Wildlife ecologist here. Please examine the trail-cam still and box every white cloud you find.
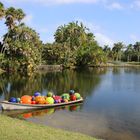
[1,0,126,11]
[22,14,48,35]
[130,34,139,42]
[130,0,140,9]
[48,0,99,4]
[106,2,123,10]
[22,14,33,25]
[75,19,115,47]
[75,18,101,32]
[1,0,99,5]
[36,19,115,45]
[95,32,114,47]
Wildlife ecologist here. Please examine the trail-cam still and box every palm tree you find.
[0,2,5,19]
[54,21,90,49]
[5,7,17,29]
[54,25,66,43]
[125,44,133,62]
[103,45,111,55]
[112,42,124,61]
[2,7,25,53]
[16,8,25,24]
[5,7,25,29]
[67,22,78,49]
[79,22,89,46]
[134,42,140,62]
[0,2,6,64]
[53,21,105,66]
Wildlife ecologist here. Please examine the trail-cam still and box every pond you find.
[0,67,140,140]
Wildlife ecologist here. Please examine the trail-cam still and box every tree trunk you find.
[130,56,131,62]
[138,55,140,62]
[116,54,118,61]
[120,54,121,61]
[127,55,129,62]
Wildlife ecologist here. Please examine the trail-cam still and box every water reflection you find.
[1,104,82,119]
[0,68,107,100]
[1,67,140,140]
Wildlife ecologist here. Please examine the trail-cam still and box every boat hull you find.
[0,99,83,110]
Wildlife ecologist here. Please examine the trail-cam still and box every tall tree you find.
[53,21,106,66]
[0,2,6,67]
[125,44,133,62]
[54,21,89,50]
[2,7,25,57]
[5,7,25,29]
[112,42,124,61]
[3,24,42,72]
[134,42,140,62]
[16,8,25,24]
[5,7,16,29]
[0,2,42,72]
[103,45,111,59]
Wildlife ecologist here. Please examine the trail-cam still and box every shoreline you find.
[88,62,140,68]
[1,62,140,74]
[0,114,97,140]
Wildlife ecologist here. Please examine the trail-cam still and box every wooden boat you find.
[0,98,83,110]
[1,103,83,117]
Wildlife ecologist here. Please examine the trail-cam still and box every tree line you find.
[0,2,140,73]
[103,42,140,62]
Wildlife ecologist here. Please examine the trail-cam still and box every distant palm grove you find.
[0,2,140,73]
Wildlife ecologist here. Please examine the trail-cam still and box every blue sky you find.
[0,0,140,47]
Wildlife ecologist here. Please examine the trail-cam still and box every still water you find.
[0,67,140,140]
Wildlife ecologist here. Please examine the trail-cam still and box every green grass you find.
[106,61,140,67]
[126,62,140,65]
[0,114,97,140]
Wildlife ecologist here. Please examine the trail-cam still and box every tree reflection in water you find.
[0,68,107,100]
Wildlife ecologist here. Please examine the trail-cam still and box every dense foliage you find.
[0,2,140,74]
[0,2,42,73]
[43,21,106,67]
[3,25,42,72]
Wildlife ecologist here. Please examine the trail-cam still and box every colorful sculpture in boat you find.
[8,90,82,105]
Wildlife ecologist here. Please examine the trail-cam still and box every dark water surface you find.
[0,67,140,140]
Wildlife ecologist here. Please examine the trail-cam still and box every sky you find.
[0,0,140,47]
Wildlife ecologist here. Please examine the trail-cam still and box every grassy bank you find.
[100,61,140,67]
[0,115,97,140]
